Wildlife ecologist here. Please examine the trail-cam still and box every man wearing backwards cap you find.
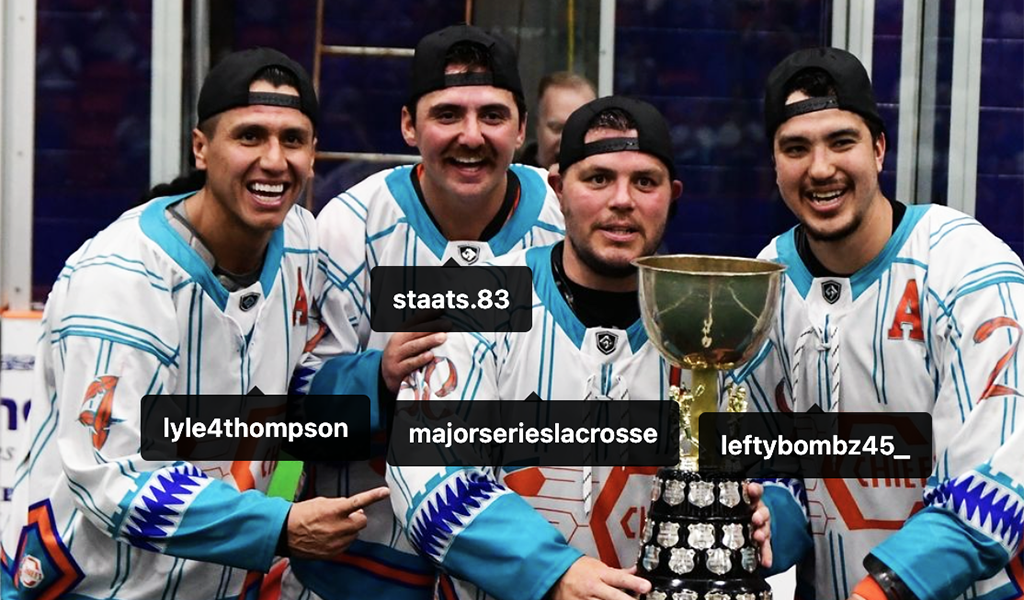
[731,47,1024,600]
[0,48,388,600]
[282,24,564,600]
[385,96,685,600]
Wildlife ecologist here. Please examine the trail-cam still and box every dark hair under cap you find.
[407,24,524,109]
[197,47,319,128]
[763,47,883,140]
[558,96,676,178]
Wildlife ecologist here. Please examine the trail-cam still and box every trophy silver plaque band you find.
[633,255,785,600]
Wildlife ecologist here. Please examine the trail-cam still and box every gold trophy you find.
[632,255,785,600]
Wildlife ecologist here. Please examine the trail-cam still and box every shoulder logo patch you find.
[78,375,121,450]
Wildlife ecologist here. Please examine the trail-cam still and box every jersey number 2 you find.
[974,316,1022,400]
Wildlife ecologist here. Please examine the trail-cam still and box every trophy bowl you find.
[634,255,785,372]
[631,255,785,600]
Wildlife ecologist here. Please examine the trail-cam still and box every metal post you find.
[833,0,875,76]
[150,0,185,186]
[946,0,985,216]
[896,0,924,205]
[915,0,942,205]
[832,0,849,50]
[850,0,875,77]
[598,0,616,97]
[190,0,211,130]
[1,0,36,310]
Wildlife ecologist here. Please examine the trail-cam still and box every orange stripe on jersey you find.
[258,559,288,600]
[1008,552,1024,596]
[852,575,887,600]
[669,367,682,388]
[231,402,289,491]
[504,468,547,496]
[330,553,435,588]
[591,466,659,567]
[241,570,264,600]
[303,321,328,353]
[823,480,922,530]
[509,182,522,220]
[438,573,458,600]
[233,461,255,491]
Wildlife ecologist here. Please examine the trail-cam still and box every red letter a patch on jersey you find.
[293,267,309,326]
[887,280,924,341]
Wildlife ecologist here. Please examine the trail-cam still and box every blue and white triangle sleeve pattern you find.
[393,466,582,600]
[387,327,585,597]
[387,328,585,600]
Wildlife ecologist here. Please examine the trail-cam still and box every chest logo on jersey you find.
[596,331,618,355]
[458,244,481,265]
[821,280,842,304]
[78,375,122,450]
[293,267,309,326]
[239,292,260,311]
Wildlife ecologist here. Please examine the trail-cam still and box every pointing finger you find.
[341,486,390,515]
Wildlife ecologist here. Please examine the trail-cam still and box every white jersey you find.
[385,244,674,600]
[730,204,1024,600]
[284,164,565,600]
[0,194,321,600]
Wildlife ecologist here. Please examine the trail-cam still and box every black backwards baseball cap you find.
[763,47,884,140]
[197,47,319,128]
[558,96,676,178]
[407,24,524,109]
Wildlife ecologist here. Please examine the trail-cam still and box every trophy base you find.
[640,579,772,600]
[638,469,771,600]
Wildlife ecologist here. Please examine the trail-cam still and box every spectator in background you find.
[518,71,596,170]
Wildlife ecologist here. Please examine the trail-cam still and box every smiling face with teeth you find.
[551,128,682,291]
[773,91,891,272]
[190,80,316,272]
[400,68,526,233]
